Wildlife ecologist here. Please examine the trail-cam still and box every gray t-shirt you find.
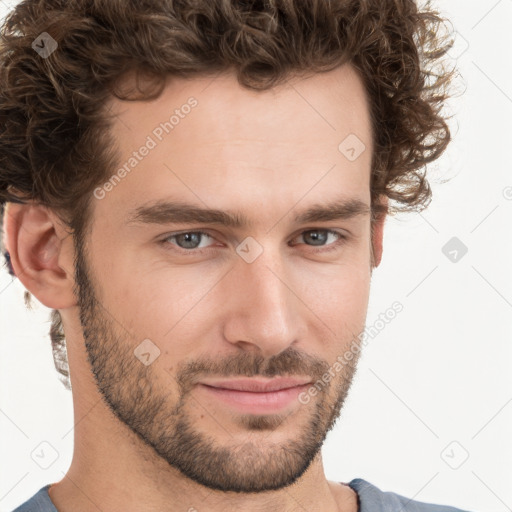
[11,479,472,511]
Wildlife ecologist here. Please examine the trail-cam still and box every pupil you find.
[179,233,200,248]
[307,230,326,246]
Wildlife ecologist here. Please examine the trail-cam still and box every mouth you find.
[196,377,312,414]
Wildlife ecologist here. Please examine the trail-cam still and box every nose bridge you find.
[222,244,302,354]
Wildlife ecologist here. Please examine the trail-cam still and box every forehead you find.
[97,64,373,225]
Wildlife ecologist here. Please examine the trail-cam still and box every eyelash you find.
[160,229,347,255]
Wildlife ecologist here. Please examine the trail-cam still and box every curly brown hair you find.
[0,0,456,389]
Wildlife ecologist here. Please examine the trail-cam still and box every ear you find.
[371,195,388,268]
[3,201,77,309]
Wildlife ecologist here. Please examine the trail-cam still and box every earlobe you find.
[3,202,77,309]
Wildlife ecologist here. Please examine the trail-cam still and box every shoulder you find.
[347,478,474,512]
[10,485,57,512]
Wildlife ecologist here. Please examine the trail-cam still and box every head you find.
[0,0,455,494]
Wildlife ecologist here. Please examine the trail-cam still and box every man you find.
[0,0,471,510]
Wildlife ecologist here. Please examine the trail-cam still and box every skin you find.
[4,62,386,512]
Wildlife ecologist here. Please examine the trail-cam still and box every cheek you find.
[306,270,371,327]
[292,243,373,316]
[106,263,222,354]
[294,257,372,359]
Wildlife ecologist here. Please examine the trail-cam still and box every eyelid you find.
[291,227,348,241]
[159,227,349,253]
[292,229,348,253]
[160,229,218,248]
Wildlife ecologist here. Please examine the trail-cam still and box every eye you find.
[292,229,347,252]
[160,228,347,254]
[162,230,216,251]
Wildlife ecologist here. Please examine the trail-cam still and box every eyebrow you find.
[126,197,371,229]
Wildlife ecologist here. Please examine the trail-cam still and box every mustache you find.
[173,347,331,393]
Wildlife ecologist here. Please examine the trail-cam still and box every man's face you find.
[73,64,378,492]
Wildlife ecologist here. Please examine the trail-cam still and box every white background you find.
[1,1,511,511]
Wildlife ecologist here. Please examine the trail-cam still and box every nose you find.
[221,247,305,358]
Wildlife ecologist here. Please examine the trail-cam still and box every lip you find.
[199,377,312,392]
[196,377,312,414]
